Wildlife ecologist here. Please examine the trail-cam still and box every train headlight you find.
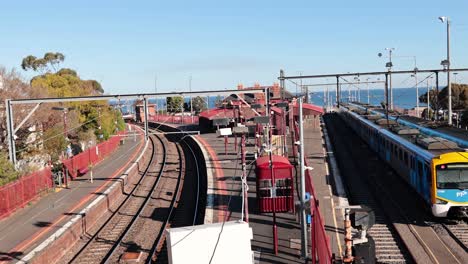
[435,198,448,204]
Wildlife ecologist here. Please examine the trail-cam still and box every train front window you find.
[436,163,468,189]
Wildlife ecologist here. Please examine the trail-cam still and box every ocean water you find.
[110,87,427,113]
[309,87,430,109]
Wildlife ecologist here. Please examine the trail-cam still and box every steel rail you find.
[145,128,185,264]
[179,138,201,226]
[69,136,157,263]
[7,88,266,105]
[334,113,464,264]
[440,222,468,253]
[102,133,167,263]
[279,68,468,80]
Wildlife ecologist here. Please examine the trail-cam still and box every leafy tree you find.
[57,68,77,77]
[23,53,123,160]
[166,96,184,113]
[21,52,65,73]
[461,109,468,128]
[184,96,207,114]
[21,55,37,71]
[420,83,468,111]
[0,151,19,185]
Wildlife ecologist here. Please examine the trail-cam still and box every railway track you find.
[62,125,205,263]
[438,221,468,253]
[326,113,467,263]
[325,114,412,264]
[149,124,205,264]
[66,134,164,263]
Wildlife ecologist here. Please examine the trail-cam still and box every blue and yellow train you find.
[338,105,468,218]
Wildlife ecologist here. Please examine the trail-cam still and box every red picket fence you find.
[149,114,199,124]
[293,123,333,263]
[0,167,53,220]
[62,132,125,179]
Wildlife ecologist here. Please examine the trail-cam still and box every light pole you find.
[439,16,452,125]
[411,73,419,117]
[379,48,395,110]
[354,77,361,103]
[189,75,193,123]
[366,78,371,104]
[453,72,458,84]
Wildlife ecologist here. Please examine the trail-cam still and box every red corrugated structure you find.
[255,155,294,213]
[149,114,199,124]
[0,167,52,220]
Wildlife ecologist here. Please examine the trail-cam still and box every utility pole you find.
[427,77,432,120]
[155,74,158,120]
[298,97,308,259]
[336,76,340,107]
[446,18,452,125]
[189,75,193,123]
[388,48,394,110]
[438,16,452,124]
[366,78,371,104]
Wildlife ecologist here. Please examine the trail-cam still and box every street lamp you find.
[439,16,452,125]
[411,72,420,117]
[379,48,395,110]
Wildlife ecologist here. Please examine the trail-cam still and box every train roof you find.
[348,102,468,149]
[397,115,468,143]
[344,107,434,161]
[343,105,465,160]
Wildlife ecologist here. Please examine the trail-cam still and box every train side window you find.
[424,164,431,182]
[411,157,414,170]
[418,161,423,177]
[403,152,408,166]
[398,148,402,161]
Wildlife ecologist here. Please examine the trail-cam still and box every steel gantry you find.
[278,67,468,120]
[5,88,266,166]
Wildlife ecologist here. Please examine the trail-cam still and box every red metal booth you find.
[256,155,294,213]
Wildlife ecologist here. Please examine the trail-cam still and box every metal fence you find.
[149,114,199,124]
[62,132,125,179]
[0,167,52,220]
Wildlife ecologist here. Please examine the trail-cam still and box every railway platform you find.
[194,117,346,263]
[0,131,145,263]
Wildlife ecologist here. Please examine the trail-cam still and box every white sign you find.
[218,127,232,136]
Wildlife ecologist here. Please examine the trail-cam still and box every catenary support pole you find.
[299,97,308,259]
[5,99,16,166]
[435,71,440,120]
[446,19,452,125]
[385,73,389,123]
[280,69,285,100]
[336,76,340,107]
[143,97,149,140]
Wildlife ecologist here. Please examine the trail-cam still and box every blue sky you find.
[1,0,467,94]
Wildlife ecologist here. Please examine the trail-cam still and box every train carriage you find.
[338,105,468,218]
